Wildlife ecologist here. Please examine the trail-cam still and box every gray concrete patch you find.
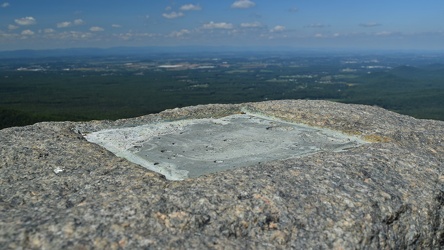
[85,113,366,180]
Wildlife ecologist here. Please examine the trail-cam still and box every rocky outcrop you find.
[1,100,443,249]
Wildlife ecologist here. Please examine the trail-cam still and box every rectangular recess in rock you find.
[84,113,366,180]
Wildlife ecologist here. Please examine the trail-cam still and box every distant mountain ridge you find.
[0,47,186,59]
[0,46,297,59]
[1,46,441,59]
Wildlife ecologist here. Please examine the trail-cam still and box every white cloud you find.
[15,17,36,26]
[1,2,10,8]
[8,24,18,30]
[0,31,18,39]
[170,29,191,37]
[57,21,71,28]
[360,22,382,28]
[21,29,34,35]
[231,0,255,9]
[180,4,201,11]
[58,31,93,40]
[289,7,298,13]
[314,33,324,38]
[240,22,261,28]
[162,11,184,19]
[115,31,157,41]
[57,19,84,28]
[73,19,84,25]
[271,25,285,32]
[90,26,104,32]
[44,28,55,33]
[203,21,233,29]
[111,24,122,28]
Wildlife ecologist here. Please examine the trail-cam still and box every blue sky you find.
[1,0,444,51]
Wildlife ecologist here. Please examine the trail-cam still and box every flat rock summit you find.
[1,100,443,249]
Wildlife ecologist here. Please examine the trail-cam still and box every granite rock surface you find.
[1,100,443,249]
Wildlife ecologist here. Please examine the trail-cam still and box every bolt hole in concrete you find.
[85,113,366,180]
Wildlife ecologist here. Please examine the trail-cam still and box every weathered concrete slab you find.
[85,113,365,180]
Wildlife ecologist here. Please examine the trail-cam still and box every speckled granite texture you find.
[1,100,443,249]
